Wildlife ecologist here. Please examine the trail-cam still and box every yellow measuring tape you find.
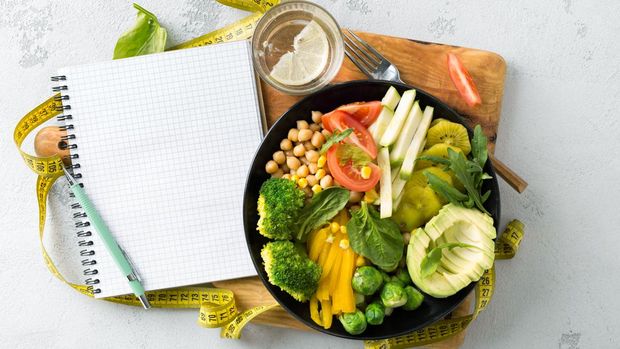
[13,0,524,346]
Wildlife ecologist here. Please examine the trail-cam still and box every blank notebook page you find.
[58,41,261,298]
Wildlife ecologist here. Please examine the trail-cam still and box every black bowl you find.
[243,80,500,340]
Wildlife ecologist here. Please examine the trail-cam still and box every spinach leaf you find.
[320,128,353,154]
[113,3,167,59]
[420,242,478,278]
[294,187,350,241]
[347,202,404,272]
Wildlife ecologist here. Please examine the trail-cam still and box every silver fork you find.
[343,29,404,83]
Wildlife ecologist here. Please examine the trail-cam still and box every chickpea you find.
[284,150,294,157]
[308,162,318,174]
[280,139,293,151]
[303,141,315,151]
[309,123,321,132]
[290,168,297,175]
[305,150,319,163]
[273,150,286,165]
[402,232,411,245]
[293,144,306,157]
[296,120,309,129]
[265,160,278,174]
[307,174,318,186]
[271,169,284,178]
[288,128,299,142]
[300,156,310,165]
[349,191,363,203]
[311,131,325,148]
[297,164,309,177]
[281,164,290,173]
[311,110,323,123]
[298,128,313,142]
[320,174,333,188]
[321,129,332,139]
[302,186,313,198]
[282,173,291,180]
[286,156,301,170]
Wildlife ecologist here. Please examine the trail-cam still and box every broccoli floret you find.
[261,241,321,302]
[257,178,305,240]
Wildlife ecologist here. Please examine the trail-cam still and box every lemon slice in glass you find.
[269,20,329,86]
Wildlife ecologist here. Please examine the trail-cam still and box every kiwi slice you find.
[393,186,443,232]
[426,120,471,155]
[429,117,448,128]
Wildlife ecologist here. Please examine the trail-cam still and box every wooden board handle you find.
[489,154,528,193]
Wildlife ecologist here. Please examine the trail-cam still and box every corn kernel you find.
[315,169,326,180]
[340,226,348,235]
[297,177,308,188]
[339,239,350,249]
[325,234,335,243]
[291,175,299,182]
[311,184,322,194]
[363,189,379,204]
[317,155,327,168]
[355,255,366,267]
[360,166,372,179]
[330,222,340,233]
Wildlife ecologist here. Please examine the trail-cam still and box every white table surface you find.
[2,1,619,348]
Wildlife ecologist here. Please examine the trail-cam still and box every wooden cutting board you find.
[213,30,506,348]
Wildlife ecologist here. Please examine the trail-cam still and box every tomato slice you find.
[447,53,482,107]
[321,110,377,158]
[327,144,381,192]
[336,101,382,126]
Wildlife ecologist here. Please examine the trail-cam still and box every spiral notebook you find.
[54,41,264,298]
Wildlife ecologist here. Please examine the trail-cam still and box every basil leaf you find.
[420,242,478,278]
[294,187,350,241]
[113,3,167,59]
[320,128,353,154]
[347,202,404,272]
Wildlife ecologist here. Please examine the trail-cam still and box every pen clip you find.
[120,247,142,282]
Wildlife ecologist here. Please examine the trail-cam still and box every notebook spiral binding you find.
[52,75,101,295]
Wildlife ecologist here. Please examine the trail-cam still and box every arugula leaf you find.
[471,125,488,169]
[336,143,372,167]
[420,242,478,278]
[320,128,353,154]
[346,202,404,272]
[113,3,167,59]
[421,124,492,214]
[294,187,350,241]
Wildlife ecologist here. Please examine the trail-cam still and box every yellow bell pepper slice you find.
[310,295,322,326]
[320,299,333,329]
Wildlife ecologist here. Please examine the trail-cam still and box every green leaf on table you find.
[113,3,167,59]
[420,242,478,278]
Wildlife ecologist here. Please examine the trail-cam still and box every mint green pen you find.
[63,165,151,309]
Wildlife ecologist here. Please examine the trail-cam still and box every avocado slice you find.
[406,204,496,298]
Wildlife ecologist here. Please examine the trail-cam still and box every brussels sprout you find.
[384,306,394,316]
[380,281,408,308]
[365,301,385,325]
[403,285,424,311]
[395,268,412,286]
[354,292,366,308]
[390,276,405,288]
[338,309,367,335]
[380,270,391,284]
[352,266,384,296]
